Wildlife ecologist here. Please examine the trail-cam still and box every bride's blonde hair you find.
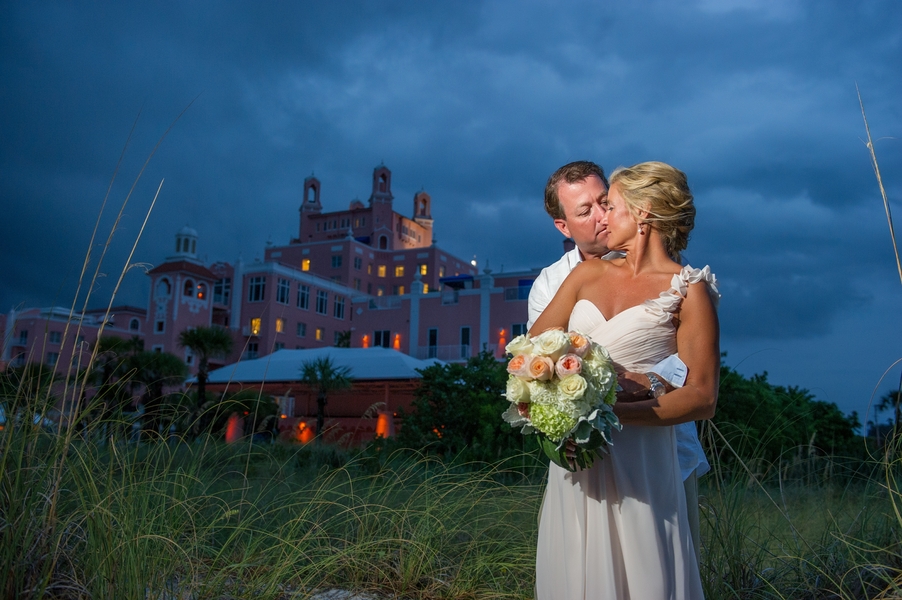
[609,161,695,261]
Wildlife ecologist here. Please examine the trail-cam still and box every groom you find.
[526,160,709,560]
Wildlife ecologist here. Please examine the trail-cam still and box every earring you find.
[637,224,644,235]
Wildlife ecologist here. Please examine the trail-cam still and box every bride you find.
[530,161,720,599]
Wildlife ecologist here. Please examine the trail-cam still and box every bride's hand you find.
[564,439,578,470]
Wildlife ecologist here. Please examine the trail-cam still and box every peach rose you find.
[507,354,533,378]
[528,356,555,381]
[568,332,591,357]
[555,353,583,378]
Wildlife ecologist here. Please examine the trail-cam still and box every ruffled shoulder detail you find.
[644,265,720,323]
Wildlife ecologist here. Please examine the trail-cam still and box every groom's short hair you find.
[544,161,609,220]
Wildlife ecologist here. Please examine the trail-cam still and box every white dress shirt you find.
[527,247,710,480]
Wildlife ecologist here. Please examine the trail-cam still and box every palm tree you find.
[177,326,233,409]
[129,351,188,440]
[300,356,352,444]
[877,390,902,437]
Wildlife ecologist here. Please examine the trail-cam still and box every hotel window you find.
[316,290,328,314]
[377,265,386,277]
[301,259,311,271]
[513,323,528,337]
[296,322,307,337]
[376,286,385,296]
[17,330,27,345]
[394,265,405,277]
[250,317,262,336]
[47,352,59,366]
[334,331,344,345]
[129,318,140,331]
[316,223,321,232]
[275,318,285,333]
[184,279,195,297]
[374,330,391,348]
[214,277,231,304]
[49,331,62,344]
[274,342,285,351]
[353,278,362,290]
[248,276,266,302]
[354,257,362,270]
[196,282,207,300]
[367,264,373,275]
[155,320,165,333]
[245,342,259,360]
[276,278,291,304]
[439,266,446,277]
[333,296,345,319]
[419,264,428,275]
[393,285,405,295]
[422,284,429,293]
[427,328,438,358]
[332,255,342,268]
[460,327,471,359]
[156,278,171,296]
[297,284,310,310]
[315,327,324,341]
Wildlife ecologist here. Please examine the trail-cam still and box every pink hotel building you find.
[2,165,553,377]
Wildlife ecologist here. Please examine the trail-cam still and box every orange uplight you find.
[498,328,506,357]
[296,421,314,444]
[393,333,401,350]
[224,413,243,443]
[362,334,369,349]
[375,412,391,438]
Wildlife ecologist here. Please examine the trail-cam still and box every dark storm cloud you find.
[2,0,901,416]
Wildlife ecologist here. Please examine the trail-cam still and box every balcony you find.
[367,296,402,310]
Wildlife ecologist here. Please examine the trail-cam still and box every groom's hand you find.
[616,371,673,402]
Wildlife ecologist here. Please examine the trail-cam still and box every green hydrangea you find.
[530,402,578,442]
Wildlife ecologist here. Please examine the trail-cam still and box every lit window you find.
[196,282,207,300]
[394,265,405,277]
[248,276,266,302]
[422,284,429,293]
[439,266,446,277]
[297,322,307,337]
[367,264,372,275]
[377,265,386,277]
[393,285,405,295]
[419,264,427,275]
[302,259,311,271]
[333,296,345,319]
[275,318,285,333]
[297,285,309,309]
[376,286,384,297]
[315,327,324,341]
[250,318,262,336]
[277,278,290,304]
[316,290,328,315]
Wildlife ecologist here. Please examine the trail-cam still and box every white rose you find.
[531,329,571,362]
[505,334,534,356]
[557,373,588,401]
[505,375,531,404]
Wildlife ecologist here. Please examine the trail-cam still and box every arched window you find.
[129,318,140,331]
[196,282,206,300]
[379,235,388,249]
[191,240,196,254]
[378,174,387,193]
[155,278,171,297]
[184,279,194,297]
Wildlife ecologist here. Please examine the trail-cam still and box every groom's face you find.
[553,174,609,260]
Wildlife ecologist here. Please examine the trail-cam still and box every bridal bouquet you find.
[501,329,621,471]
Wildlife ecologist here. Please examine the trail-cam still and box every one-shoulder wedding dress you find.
[535,266,718,600]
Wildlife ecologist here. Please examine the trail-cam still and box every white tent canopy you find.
[203,347,444,384]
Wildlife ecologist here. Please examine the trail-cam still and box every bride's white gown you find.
[535,266,716,600]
